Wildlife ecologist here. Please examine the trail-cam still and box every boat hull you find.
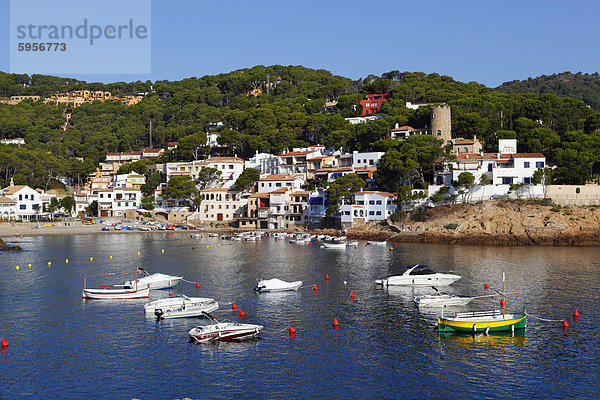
[382,275,461,286]
[254,279,302,293]
[415,295,472,307]
[438,312,526,332]
[82,287,150,299]
[154,302,219,319]
[188,324,263,343]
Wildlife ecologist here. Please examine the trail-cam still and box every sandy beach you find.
[0,221,156,238]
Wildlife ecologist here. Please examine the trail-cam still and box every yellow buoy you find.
[28,263,31,268]
[218,243,221,247]
[207,245,210,248]
[16,265,20,270]
[48,261,51,266]
[66,258,69,264]
[109,255,112,260]
[137,251,140,256]
[90,257,93,262]
[161,249,164,253]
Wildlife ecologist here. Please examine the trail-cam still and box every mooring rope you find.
[525,312,565,322]
[181,278,200,285]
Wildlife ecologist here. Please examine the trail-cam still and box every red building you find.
[360,94,390,115]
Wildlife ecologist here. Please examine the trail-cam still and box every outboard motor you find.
[154,308,164,320]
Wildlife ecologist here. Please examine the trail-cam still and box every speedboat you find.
[124,268,183,290]
[375,264,461,286]
[367,240,387,246]
[188,312,263,343]
[145,295,219,319]
[82,284,149,299]
[254,278,302,293]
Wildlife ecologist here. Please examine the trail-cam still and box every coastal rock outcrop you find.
[0,238,23,251]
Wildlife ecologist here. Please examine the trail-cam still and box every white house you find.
[352,151,385,168]
[245,151,282,175]
[164,157,245,188]
[194,188,244,224]
[0,196,17,220]
[257,174,304,193]
[338,191,397,227]
[434,139,546,186]
[267,188,313,229]
[96,188,141,218]
[1,184,45,220]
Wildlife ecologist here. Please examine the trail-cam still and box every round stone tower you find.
[431,104,452,146]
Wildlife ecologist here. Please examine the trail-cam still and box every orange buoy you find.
[1,338,8,349]
[563,320,569,331]
[196,282,201,289]
[350,292,355,300]
[289,326,296,336]
[232,302,237,310]
[484,283,489,290]
[313,284,318,291]
[389,247,393,251]
[573,310,579,318]
[325,274,329,281]
[169,292,174,297]
[239,309,245,318]
[333,318,339,327]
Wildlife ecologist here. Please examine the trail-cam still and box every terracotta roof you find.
[315,167,353,173]
[453,139,480,145]
[280,150,317,156]
[390,126,416,131]
[511,153,545,158]
[167,142,179,145]
[290,191,311,195]
[199,188,241,193]
[356,191,396,197]
[259,174,299,181]
[249,193,270,198]
[199,157,244,163]
[0,196,16,203]
[269,188,290,194]
[2,185,27,195]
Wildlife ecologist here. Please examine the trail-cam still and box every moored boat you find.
[375,264,461,286]
[438,308,526,333]
[124,268,183,290]
[254,278,302,293]
[415,293,473,307]
[82,284,150,299]
[188,312,263,343]
[321,242,346,249]
[145,295,219,319]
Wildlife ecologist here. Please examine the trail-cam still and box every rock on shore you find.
[0,238,23,251]
[340,199,600,246]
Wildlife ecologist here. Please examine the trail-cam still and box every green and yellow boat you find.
[438,307,527,333]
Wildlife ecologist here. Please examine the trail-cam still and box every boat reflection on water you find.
[438,331,526,347]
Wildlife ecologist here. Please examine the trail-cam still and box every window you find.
[229,165,234,169]
[376,200,382,205]
[125,202,128,207]
[261,183,265,187]
[488,164,493,172]
[524,162,530,168]
[365,102,370,107]
[369,200,375,205]
[20,204,26,210]
[25,194,28,200]
[19,194,22,200]
[369,160,374,165]
[133,202,136,207]
[100,194,103,198]
[524,177,531,184]
[286,183,292,186]
[436,130,442,135]
[344,211,350,216]
[536,161,545,168]
[376,211,382,216]
[356,201,364,205]
[502,177,513,184]
[118,202,121,207]
[387,200,392,205]
[276,183,282,187]
[369,211,374,216]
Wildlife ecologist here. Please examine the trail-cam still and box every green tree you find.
[141,171,163,197]
[197,167,223,190]
[60,196,75,214]
[141,196,155,210]
[454,172,475,203]
[177,132,209,160]
[162,176,201,210]
[235,168,260,191]
[478,174,491,201]
[85,200,98,217]
[394,185,426,211]
[326,174,367,216]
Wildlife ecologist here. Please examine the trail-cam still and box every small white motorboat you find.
[145,295,219,319]
[208,233,219,237]
[190,233,201,238]
[254,278,303,293]
[124,268,183,290]
[321,242,346,249]
[82,284,150,299]
[375,264,461,286]
[366,241,387,246]
[188,312,263,343]
[346,241,358,247]
[415,294,472,307]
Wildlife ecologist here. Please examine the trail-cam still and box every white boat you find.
[188,312,263,343]
[367,240,387,246]
[254,278,303,293]
[346,241,358,247]
[190,233,201,238]
[321,242,346,249]
[333,236,346,243]
[145,295,219,319]
[208,233,219,237]
[375,264,461,286]
[124,268,183,290]
[82,284,150,299]
[414,293,473,307]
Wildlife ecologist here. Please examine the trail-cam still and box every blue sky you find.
[1,0,599,87]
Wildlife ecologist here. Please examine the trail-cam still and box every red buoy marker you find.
[573,310,579,318]
[289,326,296,336]
[1,338,8,349]
[313,284,318,291]
[169,292,174,297]
[484,283,489,290]
[350,292,356,300]
[333,318,339,327]
[196,282,201,289]
[563,320,569,331]
[239,309,245,318]
[232,302,237,310]
[325,274,329,281]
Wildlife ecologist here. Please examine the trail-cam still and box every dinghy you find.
[254,278,302,293]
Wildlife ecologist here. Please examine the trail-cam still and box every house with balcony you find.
[337,191,397,228]
[451,137,483,155]
[142,148,164,159]
[0,183,46,221]
[360,94,390,115]
[164,157,245,188]
[113,173,146,190]
[0,196,17,220]
[390,125,430,140]
[245,151,283,175]
[237,192,270,229]
[95,188,141,218]
[278,150,320,179]
[433,139,546,186]
[73,192,96,217]
[194,188,244,224]
[257,174,304,193]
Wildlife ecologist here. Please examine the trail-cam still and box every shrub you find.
[444,223,458,230]
[390,210,406,223]
[540,198,553,206]
[411,209,431,222]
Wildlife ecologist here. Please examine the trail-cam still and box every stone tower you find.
[431,104,452,147]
